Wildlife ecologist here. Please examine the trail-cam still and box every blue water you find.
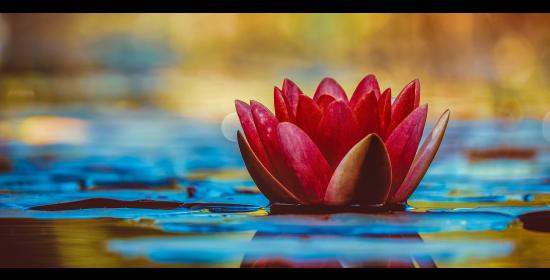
[0,109,549,267]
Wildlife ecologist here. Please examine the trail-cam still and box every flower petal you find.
[352,91,380,137]
[388,79,419,135]
[251,100,280,164]
[412,78,420,108]
[274,87,290,122]
[316,94,336,112]
[385,104,428,197]
[277,122,333,204]
[237,131,303,204]
[282,79,304,120]
[389,109,450,203]
[350,74,381,108]
[316,101,362,168]
[296,95,323,139]
[235,100,271,170]
[324,134,392,206]
[313,77,348,103]
[378,88,392,139]
[251,101,309,198]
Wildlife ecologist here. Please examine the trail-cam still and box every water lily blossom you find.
[236,75,449,207]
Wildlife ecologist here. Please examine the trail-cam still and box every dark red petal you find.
[277,122,333,204]
[350,74,381,108]
[385,104,428,197]
[296,95,323,139]
[313,77,349,103]
[378,88,392,139]
[389,109,449,203]
[250,100,284,170]
[282,79,304,120]
[316,95,336,112]
[388,80,419,135]
[412,79,420,108]
[251,101,305,196]
[352,91,380,137]
[237,131,303,204]
[316,101,362,169]
[235,100,271,170]
[324,134,392,206]
[274,87,290,122]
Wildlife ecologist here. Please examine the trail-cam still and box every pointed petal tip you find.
[235,99,248,107]
[314,77,348,102]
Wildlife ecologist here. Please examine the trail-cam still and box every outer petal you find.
[235,100,271,169]
[412,78,420,108]
[296,95,323,139]
[378,88,391,140]
[251,100,281,167]
[324,134,392,206]
[313,77,349,103]
[282,78,304,119]
[378,88,392,139]
[385,104,428,197]
[352,91,380,137]
[277,122,333,204]
[237,131,303,204]
[274,87,290,122]
[388,79,419,135]
[389,109,450,203]
[316,101,362,169]
[350,74,381,108]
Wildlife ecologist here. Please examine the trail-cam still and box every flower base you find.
[268,202,407,215]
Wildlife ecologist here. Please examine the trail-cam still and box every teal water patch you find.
[108,235,513,266]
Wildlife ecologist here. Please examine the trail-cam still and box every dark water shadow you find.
[519,210,550,233]
[29,198,258,213]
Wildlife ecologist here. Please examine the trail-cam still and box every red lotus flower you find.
[235,75,449,207]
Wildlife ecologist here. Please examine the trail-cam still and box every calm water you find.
[0,108,549,267]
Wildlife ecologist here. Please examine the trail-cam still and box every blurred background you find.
[1,13,550,268]
[0,13,548,122]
